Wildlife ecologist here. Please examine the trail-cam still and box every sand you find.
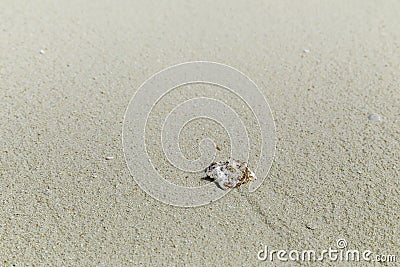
[1,0,399,265]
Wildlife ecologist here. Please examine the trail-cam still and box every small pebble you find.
[305,223,317,230]
[368,114,381,122]
[105,156,114,160]
[303,48,310,53]
[39,49,45,55]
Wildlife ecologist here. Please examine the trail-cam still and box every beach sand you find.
[1,0,399,265]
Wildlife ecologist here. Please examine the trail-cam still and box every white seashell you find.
[368,113,381,122]
[205,159,257,190]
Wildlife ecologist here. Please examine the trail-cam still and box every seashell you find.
[205,159,257,190]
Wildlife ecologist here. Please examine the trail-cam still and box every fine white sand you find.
[1,0,399,265]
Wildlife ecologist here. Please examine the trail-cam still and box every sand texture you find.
[1,0,399,266]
